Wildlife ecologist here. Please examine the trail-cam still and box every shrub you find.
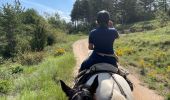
[166,93,170,100]
[0,80,11,94]
[11,66,23,74]
[142,24,154,31]
[31,20,47,51]
[0,57,4,64]
[54,48,65,56]
[15,34,32,53]
[47,33,56,46]
[20,52,44,66]
[156,11,169,27]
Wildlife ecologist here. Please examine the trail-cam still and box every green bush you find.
[0,80,11,94]
[15,34,32,53]
[167,93,170,100]
[20,52,44,66]
[129,26,143,33]
[11,66,23,74]
[0,57,4,64]
[156,11,169,27]
[142,24,154,31]
[31,20,47,51]
[47,33,56,46]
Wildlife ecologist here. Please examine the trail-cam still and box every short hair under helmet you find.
[97,10,110,25]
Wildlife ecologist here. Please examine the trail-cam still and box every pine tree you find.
[0,0,23,57]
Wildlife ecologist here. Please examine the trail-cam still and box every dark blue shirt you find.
[89,26,119,54]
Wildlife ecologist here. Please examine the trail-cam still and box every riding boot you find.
[117,68,134,91]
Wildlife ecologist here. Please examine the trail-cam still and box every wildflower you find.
[139,59,145,68]
[116,49,123,56]
[167,66,170,73]
[55,48,65,56]
[148,70,157,77]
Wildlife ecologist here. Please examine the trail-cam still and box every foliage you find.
[0,1,66,59]
[19,52,44,66]
[31,20,47,51]
[156,10,170,27]
[11,66,23,74]
[21,9,40,24]
[0,34,85,99]
[54,48,66,56]
[0,80,11,94]
[47,13,67,31]
[0,1,23,58]
[115,22,170,97]
[70,0,170,33]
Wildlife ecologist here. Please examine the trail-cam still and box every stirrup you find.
[118,68,129,77]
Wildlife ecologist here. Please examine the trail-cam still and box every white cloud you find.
[21,0,71,22]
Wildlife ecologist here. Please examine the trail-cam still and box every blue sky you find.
[0,0,75,22]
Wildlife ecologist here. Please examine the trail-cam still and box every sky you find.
[0,0,75,22]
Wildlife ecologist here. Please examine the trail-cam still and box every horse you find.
[60,63,134,100]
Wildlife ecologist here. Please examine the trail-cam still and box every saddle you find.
[74,63,118,88]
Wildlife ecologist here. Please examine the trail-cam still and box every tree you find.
[137,0,155,20]
[156,0,170,12]
[22,9,40,24]
[31,20,47,51]
[0,0,23,58]
[48,13,66,30]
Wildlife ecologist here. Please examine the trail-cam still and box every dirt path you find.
[72,39,164,100]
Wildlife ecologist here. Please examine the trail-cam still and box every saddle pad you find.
[90,63,118,73]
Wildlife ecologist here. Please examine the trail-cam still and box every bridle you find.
[71,88,93,100]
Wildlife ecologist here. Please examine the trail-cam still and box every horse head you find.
[60,76,99,100]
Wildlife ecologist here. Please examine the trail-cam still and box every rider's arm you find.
[115,30,120,39]
[89,30,94,50]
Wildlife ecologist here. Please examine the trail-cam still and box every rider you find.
[80,10,119,71]
[79,10,133,91]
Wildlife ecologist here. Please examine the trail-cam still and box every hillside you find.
[115,21,170,99]
[0,33,86,100]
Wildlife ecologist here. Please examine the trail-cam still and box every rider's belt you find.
[97,52,116,57]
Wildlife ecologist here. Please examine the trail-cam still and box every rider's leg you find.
[79,52,98,72]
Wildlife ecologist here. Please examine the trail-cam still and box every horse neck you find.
[86,73,126,100]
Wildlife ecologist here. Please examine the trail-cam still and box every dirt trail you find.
[72,39,164,100]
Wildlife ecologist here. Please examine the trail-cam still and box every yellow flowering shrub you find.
[124,47,134,55]
[167,66,170,73]
[139,59,145,68]
[116,49,124,56]
[54,48,65,56]
[153,51,167,61]
[148,70,157,78]
[115,47,134,56]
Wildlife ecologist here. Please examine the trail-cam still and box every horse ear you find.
[60,80,74,96]
[89,75,99,94]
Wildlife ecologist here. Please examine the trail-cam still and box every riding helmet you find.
[97,10,110,25]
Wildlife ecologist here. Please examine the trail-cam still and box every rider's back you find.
[89,27,119,54]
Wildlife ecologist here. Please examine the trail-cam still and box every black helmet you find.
[97,10,110,25]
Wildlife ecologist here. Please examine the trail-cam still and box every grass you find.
[116,20,162,33]
[0,34,86,100]
[115,22,170,99]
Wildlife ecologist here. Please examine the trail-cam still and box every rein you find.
[71,91,81,100]
[71,88,92,100]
